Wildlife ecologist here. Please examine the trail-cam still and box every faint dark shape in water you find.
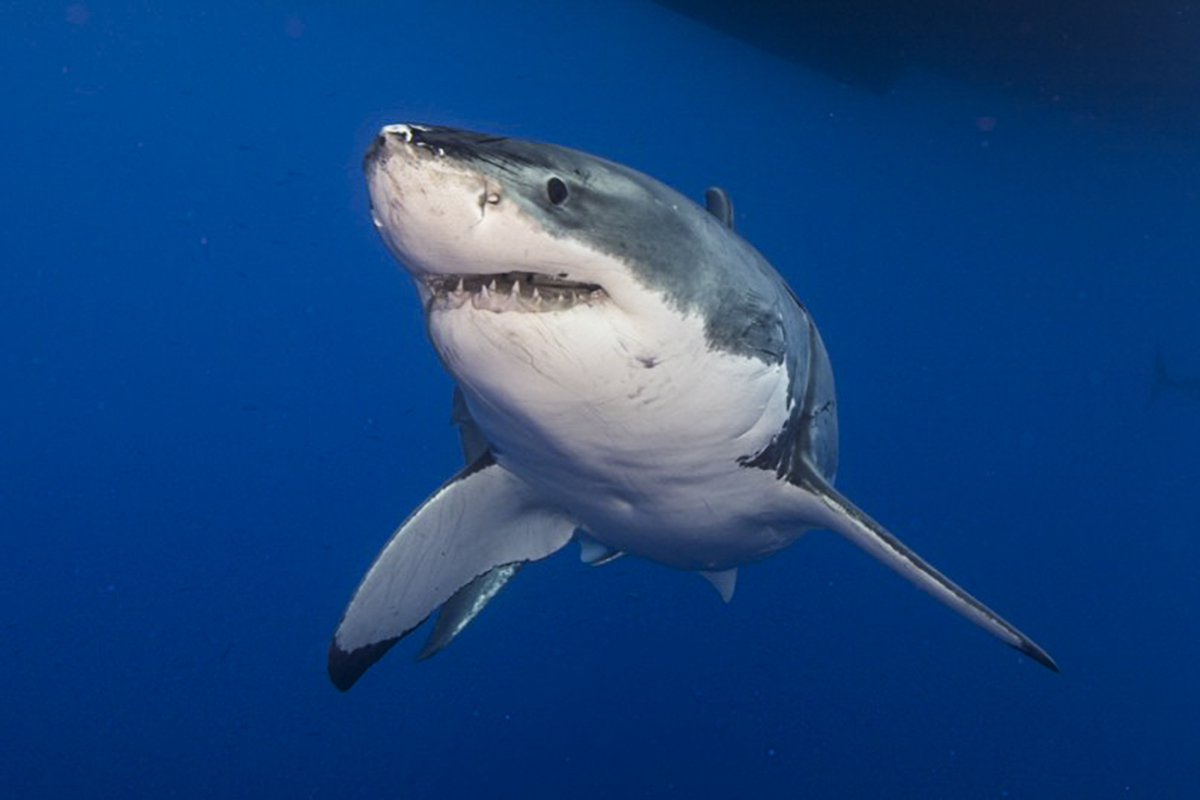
[65,4,91,25]
[652,0,1200,136]
[1148,348,1200,409]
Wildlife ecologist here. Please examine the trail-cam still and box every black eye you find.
[546,176,569,205]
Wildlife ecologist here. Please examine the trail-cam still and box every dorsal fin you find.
[704,186,735,230]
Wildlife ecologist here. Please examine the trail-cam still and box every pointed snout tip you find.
[380,122,424,141]
[363,123,435,172]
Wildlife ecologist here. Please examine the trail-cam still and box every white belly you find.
[428,299,802,570]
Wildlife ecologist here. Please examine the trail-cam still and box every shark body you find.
[327,124,1057,690]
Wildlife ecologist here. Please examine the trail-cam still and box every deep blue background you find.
[3,2,1198,797]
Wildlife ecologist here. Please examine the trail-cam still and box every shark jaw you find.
[421,271,607,314]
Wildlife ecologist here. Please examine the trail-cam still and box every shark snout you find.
[362,133,389,170]
[363,125,423,172]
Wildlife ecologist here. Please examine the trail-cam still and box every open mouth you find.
[424,271,606,313]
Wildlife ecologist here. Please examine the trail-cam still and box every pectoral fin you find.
[794,464,1058,671]
[410,387,525,661]
[328,454,576,690]
[416,563,524,661]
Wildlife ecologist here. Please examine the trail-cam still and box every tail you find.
[1148,347,1172,409]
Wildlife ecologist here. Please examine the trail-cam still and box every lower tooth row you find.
[432,279,600,312]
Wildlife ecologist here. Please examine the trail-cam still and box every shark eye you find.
[546,176,569,206]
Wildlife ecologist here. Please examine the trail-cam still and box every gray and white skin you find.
[328,123,1057,690]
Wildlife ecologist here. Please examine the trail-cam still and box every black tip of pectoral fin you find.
[328,635,401,692]
[1012,637,1060,673]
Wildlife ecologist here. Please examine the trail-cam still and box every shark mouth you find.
[424,271,606,313]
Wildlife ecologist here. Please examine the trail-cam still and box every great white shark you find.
[327,123,1057,690]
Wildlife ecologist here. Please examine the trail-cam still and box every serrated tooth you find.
[488,279,498,294]
[455,277,465,294]
[480,282,490,300]
[513,278,522,297]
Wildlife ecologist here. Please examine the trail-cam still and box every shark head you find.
[364,123,835,516]
[366,124,618,314]
[365,124,794,355]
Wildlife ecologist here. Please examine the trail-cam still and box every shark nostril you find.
[478,183,502,216]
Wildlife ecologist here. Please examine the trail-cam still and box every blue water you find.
[3,3,1198,797]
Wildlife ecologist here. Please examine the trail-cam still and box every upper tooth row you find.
[439,277,545,299]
